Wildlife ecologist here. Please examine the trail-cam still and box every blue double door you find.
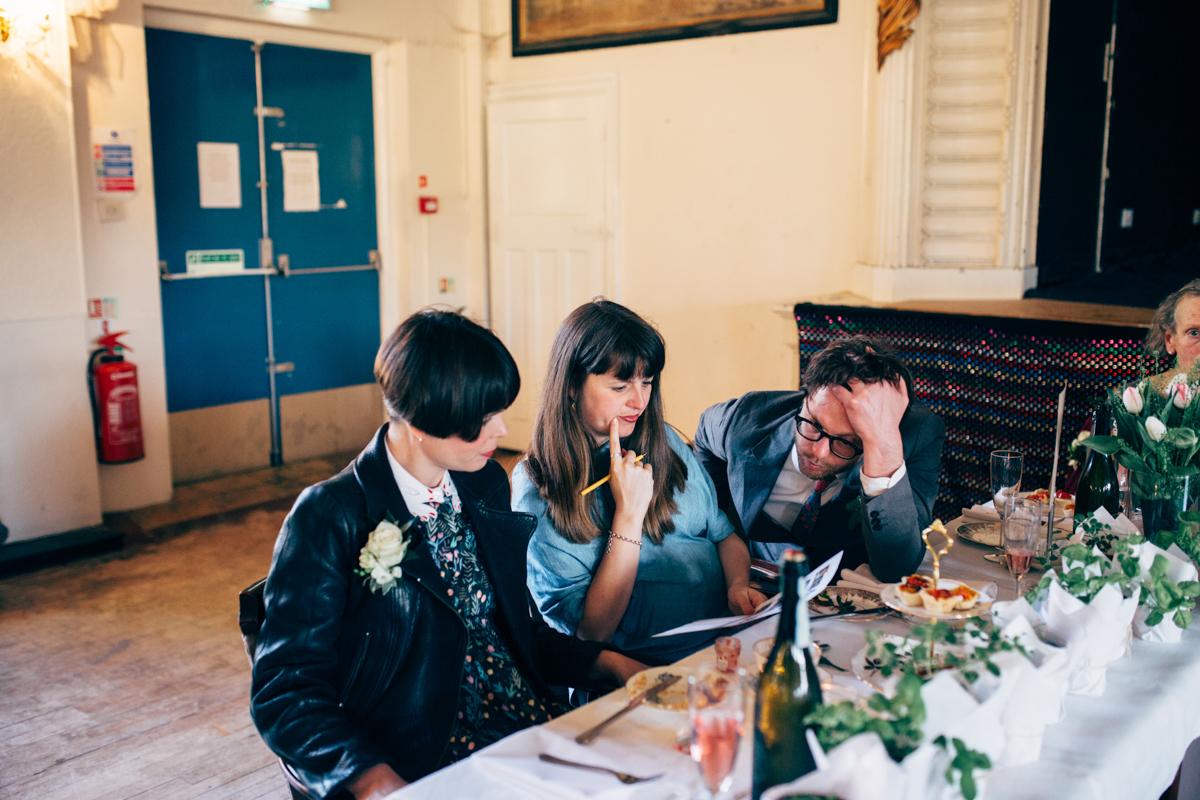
[146,28,380,467]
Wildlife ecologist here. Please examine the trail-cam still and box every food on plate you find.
[918,587,960,614]
[897,574,933,607]
[1024,488,1076,514]
[951,583,979,609]
[626,668,688,710]
[916,581,981,613]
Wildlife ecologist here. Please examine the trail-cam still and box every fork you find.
[537,753,663,784]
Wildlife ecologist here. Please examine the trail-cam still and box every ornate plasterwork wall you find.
[855,0,1051,302]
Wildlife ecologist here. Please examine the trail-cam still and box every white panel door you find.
[487,77,616,450]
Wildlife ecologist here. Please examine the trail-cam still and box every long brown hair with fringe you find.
[525,300,687,546]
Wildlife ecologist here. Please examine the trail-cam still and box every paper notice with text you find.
[197,142,241,209]
[282,149,320,212]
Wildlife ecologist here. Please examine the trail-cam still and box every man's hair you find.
[802,335,913,395]
[1145,278,1200,357]
[374,309,519,441]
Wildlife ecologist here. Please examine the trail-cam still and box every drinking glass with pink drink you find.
[1004,497,1041,597]
[688,662,744,799]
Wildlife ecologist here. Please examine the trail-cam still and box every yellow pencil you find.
[580,454,645,496]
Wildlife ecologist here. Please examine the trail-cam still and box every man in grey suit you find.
[694,336,945,583]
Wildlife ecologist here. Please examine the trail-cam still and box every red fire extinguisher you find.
[89,331,145,463]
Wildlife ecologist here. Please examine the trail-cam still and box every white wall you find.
[72,0,173,511]
[483,0,874,434]
[0,0,104,542]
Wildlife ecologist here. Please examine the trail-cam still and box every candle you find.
[1046,385,1067,554]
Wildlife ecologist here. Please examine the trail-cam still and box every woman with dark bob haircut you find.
[515,300,766,661]
[250,310,644,800]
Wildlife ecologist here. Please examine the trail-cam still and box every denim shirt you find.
[516,427,736,660]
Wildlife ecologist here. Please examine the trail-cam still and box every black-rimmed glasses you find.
[794,414,863,460]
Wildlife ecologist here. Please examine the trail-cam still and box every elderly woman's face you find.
[1166,294,1200,370]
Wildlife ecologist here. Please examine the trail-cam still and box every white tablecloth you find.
[389,517,1200,800]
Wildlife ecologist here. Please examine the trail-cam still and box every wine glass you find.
[688,663,744,799]
[990,450,1024,542]
[1004,497,1041,598]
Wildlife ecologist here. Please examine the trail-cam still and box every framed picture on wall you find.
[512,0,839,57]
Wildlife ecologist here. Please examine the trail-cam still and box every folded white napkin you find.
[992,615,1072,765]
[962,500,1073,531]
[1085,506,1140,540]
[763,671,1011,800]
[1128,539,1199,643]
[471,725,693,800]
[836,563,883,591]
[995,572,1137,697]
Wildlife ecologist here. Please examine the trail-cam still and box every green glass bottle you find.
[752,548,824,800]
[1075,406,1120,528]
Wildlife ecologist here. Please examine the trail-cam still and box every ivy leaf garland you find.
[935,736,993,800]
[803,619,1014,798]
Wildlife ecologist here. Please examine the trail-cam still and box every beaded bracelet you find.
[605,532,643,554]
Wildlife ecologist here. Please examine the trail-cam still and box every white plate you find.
[809,586,885,617]
[851,634,965,696]
[879,578,996,621]
[956,521,1001,548]
[625,666,691,711]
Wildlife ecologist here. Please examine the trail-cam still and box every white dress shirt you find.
[761,443,906,529]
[385,445,462,521]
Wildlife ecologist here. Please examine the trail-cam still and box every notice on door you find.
[92,128,136,196]
[197,142,242,209]
[186,249,245,276]
[282,149,320,212]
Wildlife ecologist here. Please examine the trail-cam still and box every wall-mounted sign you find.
[197,142,242,209]
[186,249,246,276]
[92,128,136,196]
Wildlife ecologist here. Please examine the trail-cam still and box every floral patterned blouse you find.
[422,500,567,765]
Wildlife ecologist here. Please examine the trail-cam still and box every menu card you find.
[652,551,843,637]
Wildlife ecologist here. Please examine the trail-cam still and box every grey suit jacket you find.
[693,391,945,582]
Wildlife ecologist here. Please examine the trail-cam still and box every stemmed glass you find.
[688,663,744,799]
[990,450,1024,542]
[1004,497,1041,597]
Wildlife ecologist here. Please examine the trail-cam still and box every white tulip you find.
[1122,385,1144,414]
[1146,416,1167,442]
[1174,382,1191,409]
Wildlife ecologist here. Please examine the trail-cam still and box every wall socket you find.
[1120,208,1134,228]
[96,198,125,222]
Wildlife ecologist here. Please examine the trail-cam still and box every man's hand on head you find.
[829,378,907,480]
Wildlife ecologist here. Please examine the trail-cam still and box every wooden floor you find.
[0,447,525,800]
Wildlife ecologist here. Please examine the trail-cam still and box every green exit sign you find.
[185,249,245,276]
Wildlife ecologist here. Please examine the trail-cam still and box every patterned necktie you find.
[789,479,831,540]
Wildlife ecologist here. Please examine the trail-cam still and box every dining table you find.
[387,514,1200,800]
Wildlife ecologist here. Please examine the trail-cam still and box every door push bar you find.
[159,250,380,280]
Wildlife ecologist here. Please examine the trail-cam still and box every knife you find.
[574,674,682,745]
[810,606,891,621]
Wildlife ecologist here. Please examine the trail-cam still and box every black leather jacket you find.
[250,425,606,798]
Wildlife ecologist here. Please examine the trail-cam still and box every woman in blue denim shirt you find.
[514,300,767,661]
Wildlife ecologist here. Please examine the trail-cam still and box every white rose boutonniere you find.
[355,517,415,595]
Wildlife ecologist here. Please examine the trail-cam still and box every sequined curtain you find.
[793,303,1171,520]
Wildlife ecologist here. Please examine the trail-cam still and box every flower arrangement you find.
[355,517,415,595]
[1081,380,1200,476]
[1080,374,1200,541]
